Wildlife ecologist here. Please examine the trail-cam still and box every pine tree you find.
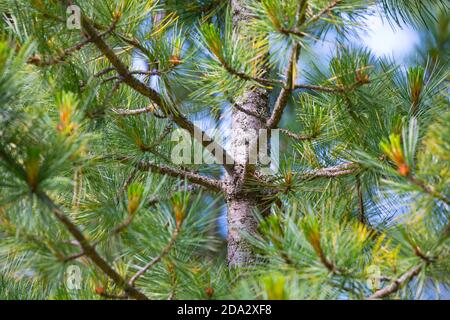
[0,0,448,300]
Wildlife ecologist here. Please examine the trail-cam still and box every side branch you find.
[366,216,450,299]
[81,16,163,106]
[217,58,281,87]
[266,0,306,129]
[37,192,148,300]
[407,175,450,206]
[368,265,422,300]
[112,105,166,118]
[279,128,314,141]
[137,161,223,192]
[81,16,234,170]
[299,162,358,180]
[129,224,180,286]
[266,43,300,129]
[294,80,367,93]
[28,17,118,67]
[305,0,342,25]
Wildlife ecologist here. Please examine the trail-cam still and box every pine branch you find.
[279,28,307,38]
[137,160,223,192]
[367,218,450,299]
[116,33,152,57]
[94,67,116,78]
[129,224,180,286]
[217,58,280,87]
[407,175,450,206]
[81,15,234,170]
[367,265,422,300]
[268,163,358,198]
[130,70,165,76]
[299,162,358,180]
[101,75,121,83]
[111,214,136,235]
[36,191,149,300]
[63,251,86,262]
[81,16,163,105]
[294,79,367,93]
[266,1,307,129]
[305,0,342,25]
[97,291,128,300]
[266,43,300,129]
[27,16,119,67]
[279,128,314,141]
[112,105,166,118]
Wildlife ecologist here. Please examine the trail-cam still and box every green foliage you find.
[381,0,449,29]
[0,0,448,300]
[189,13,269,107]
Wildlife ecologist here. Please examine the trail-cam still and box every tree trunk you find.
[225,2,270,266]
[225,88,269,267]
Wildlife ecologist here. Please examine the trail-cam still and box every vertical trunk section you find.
[225,0,270,267]
[225,47,269,267]
[226,88,268,267]
[226,197,258,266]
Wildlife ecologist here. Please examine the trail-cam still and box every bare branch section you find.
[266,1,307,129]
[279,128,314,141]
[266,43,300,129]
[294,80,366,93]
[368,265,422,300]
[299,162,358,180]
[37,192,148,300]
[137,160,223,192]
[265,0,360,130]
[112,105,165,118]
[305,0,342,25]
[81,16,234,170]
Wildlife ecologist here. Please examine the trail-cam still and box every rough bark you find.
[226,2,270,267]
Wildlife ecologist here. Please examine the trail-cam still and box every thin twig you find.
[279,128,314,141]
[299,162,358,180]
[305,0,342,25]
[63,251,86,262]
[266,43,300,129]
[356,175,366,224]
[137,160,223,192]
[94,67,115,78]
[407,175,450,206]
[294,81,366,93]
[366,216,450,299]
[112,105,165,118]
[129,225,180,286]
